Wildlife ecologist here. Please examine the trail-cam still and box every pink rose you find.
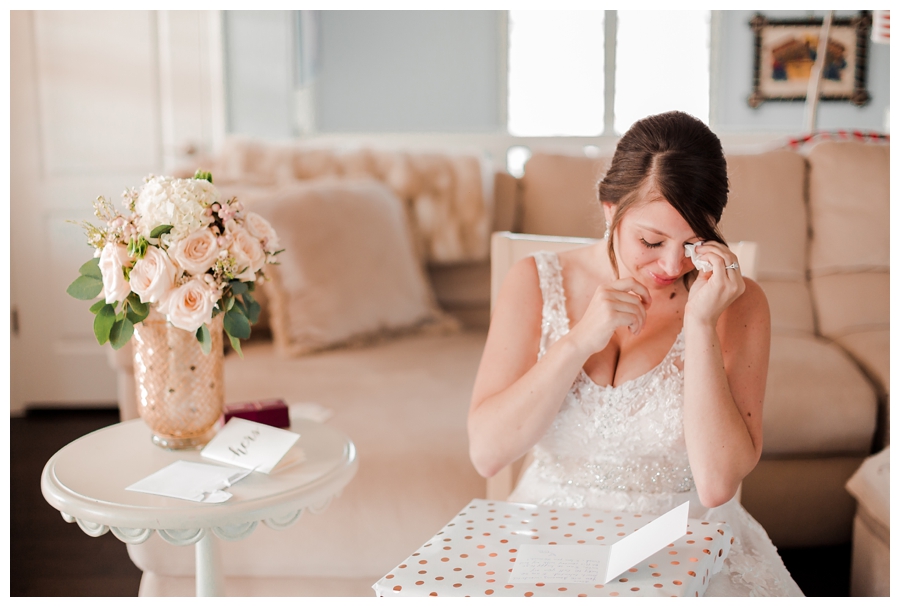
[159,277,216,333]
[169,228,220,275]
[99,243,132,304]
[129,246,176,304]
[228,225,266,281]
[243,211,281,253]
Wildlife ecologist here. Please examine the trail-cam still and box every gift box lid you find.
[373,499,732,597]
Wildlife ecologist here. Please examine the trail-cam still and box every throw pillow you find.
[252,179,459,357]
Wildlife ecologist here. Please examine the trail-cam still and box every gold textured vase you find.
[132,312,225,450]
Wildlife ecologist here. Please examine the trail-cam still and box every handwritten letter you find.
[509,544,610,584]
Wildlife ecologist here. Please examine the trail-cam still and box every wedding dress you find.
[507,251,804,597]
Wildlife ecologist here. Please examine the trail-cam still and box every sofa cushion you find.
[762,334,877,456]
[518,152,610,238]
[835,330,890,396]
[806,141,889,339]
[719,150,814,335]
[126,331,488,580]
[254,180,458,357]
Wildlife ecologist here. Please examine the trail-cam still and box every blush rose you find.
[99,243,133,304]
[159,277,217,333]
[169,228,220,275]
[129,246,177,304]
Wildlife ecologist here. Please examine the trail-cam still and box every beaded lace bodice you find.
[528,250,694,497]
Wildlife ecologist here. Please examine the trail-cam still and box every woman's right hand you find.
[568,278,652,356]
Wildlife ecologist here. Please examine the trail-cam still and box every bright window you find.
[507,10,606,136]
[508,10,711,137]
[614,10,710,134]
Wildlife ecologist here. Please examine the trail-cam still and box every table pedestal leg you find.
[195,531,224,597]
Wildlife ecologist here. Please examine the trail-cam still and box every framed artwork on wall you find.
[748,12,872,108]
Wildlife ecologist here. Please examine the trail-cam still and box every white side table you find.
[41,418,358,597]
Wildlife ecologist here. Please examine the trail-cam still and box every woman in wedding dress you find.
[467,111,803,596]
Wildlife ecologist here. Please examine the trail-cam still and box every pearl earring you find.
[604,222,610,241]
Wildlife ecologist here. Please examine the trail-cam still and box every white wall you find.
[712,10,890,133]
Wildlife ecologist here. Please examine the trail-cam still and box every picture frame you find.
[748,12,872,108]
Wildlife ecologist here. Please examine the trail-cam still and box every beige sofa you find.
[109,137,888,595]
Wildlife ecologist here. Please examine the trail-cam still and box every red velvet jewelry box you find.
[223,398,291,428]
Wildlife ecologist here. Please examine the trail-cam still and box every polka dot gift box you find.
[373,499,733,597]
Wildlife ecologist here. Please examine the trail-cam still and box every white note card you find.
[126,460,253,503]
[509,501,689,585]
[201,417,301,474]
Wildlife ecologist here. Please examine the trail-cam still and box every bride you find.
[467,111,803,596]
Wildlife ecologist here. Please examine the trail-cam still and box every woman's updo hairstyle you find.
[598,111,729,277]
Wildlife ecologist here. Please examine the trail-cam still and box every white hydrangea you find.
[134,176,218,244]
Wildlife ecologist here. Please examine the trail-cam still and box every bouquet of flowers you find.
[67,171,281,356]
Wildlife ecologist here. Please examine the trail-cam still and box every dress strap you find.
[530,251,570,359]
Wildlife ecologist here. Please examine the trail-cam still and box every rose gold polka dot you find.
[616,523,625,527]
[689,557,699,562]
[510,548,518,553]
[596,536,605,540]
[505,585,514,589]
[652,573,661,578]
[487,579,495,583]
[688,571,696,577]
[464,536,472,540]
[435,576,444,581]
[577,540,586,544]
[687,540,695,544]
[489,553,498,557]
[649,564,657,568]
[671,561,680,565]
[386,574,394,579]
[524,592,534,597]
[586,528,594,532]
[536,583,545,587]
[619,578,628,583]
[443,547,451,551]
[418,570,427,574]
[478,562,486,567]
[617,532,626,536]
[419,560,428,564]
[465,575,474,579]
[510,558,517,562]
[429,592,437,597]
[460,554,469,558]
[416,581,424,586]
[453,568,461,572]
[531,536,539,540]
[476,545,485,549]
[654,584,663,588]
[500,539,508,543]
[559,587,568,592]
[704,536,713,541]
[453,583,462,588]
[669,551,678,555]
[413,552,420,556]
[631,587,640,592]
[441,558,449,562]
[393,585,402,591]
[578,594,587,597]
[673,580,683,586]
[564,533,573,538]
[487,571,495,575]
[703,549,711,555]
[609,592,619,596]
[701,521,709,525]
[594,584,604,589]
[399,564,407,569]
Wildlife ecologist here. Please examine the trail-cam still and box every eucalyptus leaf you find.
[67,275,103,300]
[109,317,134,350]
[224,308,251,340]
[149,224,173,238]
[229,281,249,296]
[89,300,106,314]
[225,296,235,311]
[78,258,102,279]
[233,297,249,319]
[228,333,243,358]
[196,324,212,355]
[244,294,261,325]
[93,304,116,345]
[126,293,150,323]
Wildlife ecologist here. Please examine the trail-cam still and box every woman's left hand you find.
[685,241,746,327]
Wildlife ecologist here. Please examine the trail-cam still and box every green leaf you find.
[224,308,251,340]
[243,293,261,324]
[78,258,102,279]
[229,281,249,296]
[225,295,235,311]
[125,293,150,324]
[89,300,107,314]
[149,224,173,238]
[67,275,103,300]
[93,304,116,345]
[227,332,243,358]
[109,317,134,350]
[233,297,249,319]
[196,324,212,355]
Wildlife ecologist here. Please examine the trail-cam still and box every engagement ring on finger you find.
[725,262,740,270]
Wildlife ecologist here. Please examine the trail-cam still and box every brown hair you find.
[598,111,728,279]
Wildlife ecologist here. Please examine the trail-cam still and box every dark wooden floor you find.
[11,408,851,597]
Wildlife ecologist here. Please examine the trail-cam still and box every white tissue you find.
[684,242,713,272]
